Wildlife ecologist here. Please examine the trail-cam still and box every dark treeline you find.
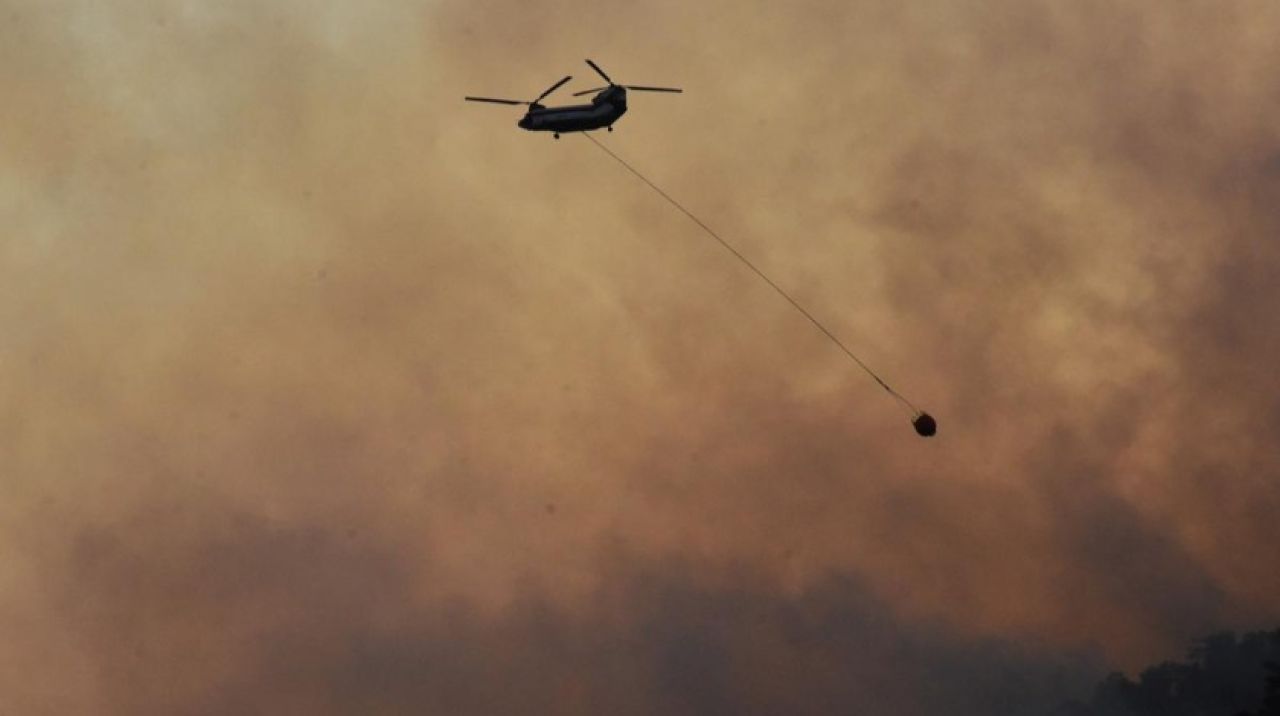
[1056,629,1280,716]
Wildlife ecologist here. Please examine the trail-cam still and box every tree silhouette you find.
[1248,659,1280,716]
[1060,629,1280,716]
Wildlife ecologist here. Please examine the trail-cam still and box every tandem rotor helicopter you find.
[465,59,682,139]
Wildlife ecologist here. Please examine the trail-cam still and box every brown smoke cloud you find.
[3,0,1279,712]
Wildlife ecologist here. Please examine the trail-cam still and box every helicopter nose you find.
[517,116,531,129]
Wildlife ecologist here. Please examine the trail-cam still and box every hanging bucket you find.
[912,412,937,437]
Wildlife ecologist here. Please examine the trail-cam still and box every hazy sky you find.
[3,1,1279,713]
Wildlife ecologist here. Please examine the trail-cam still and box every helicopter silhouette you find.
[465,59,681,139]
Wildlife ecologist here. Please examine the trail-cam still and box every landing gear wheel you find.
[607,126,613,132]
[554,133,560,140]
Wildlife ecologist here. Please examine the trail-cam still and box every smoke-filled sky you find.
[4,1,1280,713]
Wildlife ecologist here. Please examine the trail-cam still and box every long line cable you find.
[582,131,922,419]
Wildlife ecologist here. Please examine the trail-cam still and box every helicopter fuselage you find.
[518,87,628,135]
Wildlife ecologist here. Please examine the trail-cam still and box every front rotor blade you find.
[624,85,683,93]
[572,86,609,96]
[465,96,527,105]
[533,75,573,104]
[585,59,613,84]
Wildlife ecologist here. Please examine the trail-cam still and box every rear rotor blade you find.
[585,59,613,84]
[534,75,573,104]
[624,85,682,93]
[572,86,609,97]
[465,96,527,105]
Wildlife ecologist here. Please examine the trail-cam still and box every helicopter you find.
[465,59,682,139]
